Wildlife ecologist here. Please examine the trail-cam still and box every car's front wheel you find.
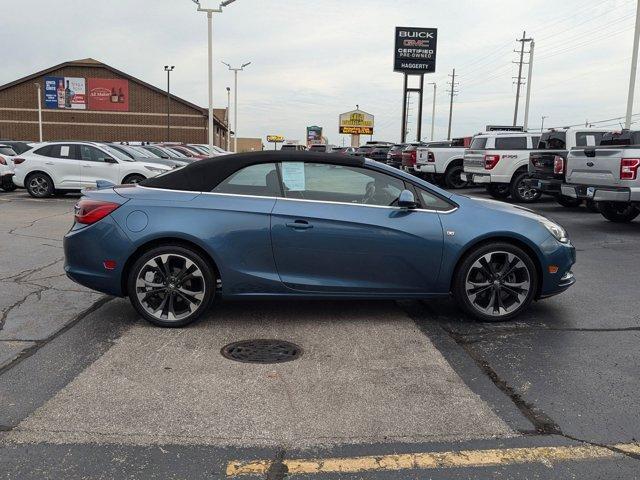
[127,245,215,327]
[122,174,146,184]
[598,202,640,223]
[453,242,537,322]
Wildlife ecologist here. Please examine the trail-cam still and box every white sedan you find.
[12,141,171,198]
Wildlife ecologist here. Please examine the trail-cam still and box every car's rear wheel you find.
[453,242,537,322]
[598,202,640,223]
[127,245,215,327]
[486,184,510,199]
[510,171,542,203]
[443,163,468,189]
[25,172,54,198]
[122,174,146,184]
[555,195,582,208]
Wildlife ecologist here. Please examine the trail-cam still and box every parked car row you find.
[0,140,233,197]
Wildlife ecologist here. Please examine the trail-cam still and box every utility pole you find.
[428,82,436,141]
[164,65,174,142]
[513,31,532,126]
[541,115,547,132]
[446,69,458,140]
[523,40,535,130]
[626,0,640,129]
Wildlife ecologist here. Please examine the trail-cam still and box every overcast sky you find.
[1,0,639,144]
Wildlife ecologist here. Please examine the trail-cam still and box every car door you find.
[79,144,120,187]
[270,161,445,294]
[41,144,82,188]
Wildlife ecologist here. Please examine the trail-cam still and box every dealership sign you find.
[44,76,129,111]
[394,27,437,74]
[339,109,374,135]
[267,135,285,143]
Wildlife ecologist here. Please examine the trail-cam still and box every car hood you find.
[452,194,546,221]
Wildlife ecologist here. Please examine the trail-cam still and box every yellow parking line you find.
[226,442,640,476]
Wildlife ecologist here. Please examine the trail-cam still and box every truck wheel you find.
[443,163,468,189]
[510,171,542,203]
[599,202,640,223]
[585,199,600,213]
[556,195,582,208]
[486,184,510,199]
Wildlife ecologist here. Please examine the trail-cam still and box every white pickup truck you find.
[561,130,640,222]
[415,137,470,188]
[462,131,541,202]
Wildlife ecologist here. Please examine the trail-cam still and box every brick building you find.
[0,58,228,146]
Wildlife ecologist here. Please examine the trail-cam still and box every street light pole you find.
[190,0,237,152]
[34,83,43,142]
[428,82,436,141]
[541,115,547,132]
[222,61,251,152]
[164,66,174,142]
[226,86,231,151]
[626,0,640,129]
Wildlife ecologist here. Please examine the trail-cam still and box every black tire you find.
[122,174,146,184]
[25,172,54,198]
[555,195,582,208]
[127,245,215,327]
[598,202,640,223]
[453,242,538,322]
[1,178,17,192]
[443,162,469,189]
[510,171,542,203]
[585,199,600,213]
[486,184,511,199]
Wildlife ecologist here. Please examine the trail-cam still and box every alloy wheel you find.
[465,251,531,317]
[516,181,540,201]
[135,253,206,322]
[29,176,49,196]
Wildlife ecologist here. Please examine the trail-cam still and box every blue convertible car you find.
[64,151,575,327]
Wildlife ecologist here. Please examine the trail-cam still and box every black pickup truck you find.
[526,128,608,208]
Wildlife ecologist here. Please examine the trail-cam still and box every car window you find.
[469,137,487,149]
[33,145,53,157]
[416,188,454,211]
[494,136,527,150]
[0,146,17,156]
[575,132,604,147]
[531,136,540,148]
[281,162,404,207]
[212,162,280,197]
[46,144,78,160]
[102,145,131,161]
[79,145,106,162]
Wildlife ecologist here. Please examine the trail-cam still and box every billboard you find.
[394,27,437,74]
[267,135,285,143]
[306,126,323,145]
[44,76,86,109]
[87,78,129,111]
[339,109,374,135]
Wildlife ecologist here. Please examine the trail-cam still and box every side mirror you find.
[103,157,118,164]
[398,189,418,209]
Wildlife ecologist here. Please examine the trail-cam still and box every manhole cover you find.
[221,339,302,364]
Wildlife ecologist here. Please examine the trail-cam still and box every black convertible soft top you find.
[140,150,366,192]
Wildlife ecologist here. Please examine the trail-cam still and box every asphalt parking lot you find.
[1,188,639,479]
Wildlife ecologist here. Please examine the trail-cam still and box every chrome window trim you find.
[136,185,458,214]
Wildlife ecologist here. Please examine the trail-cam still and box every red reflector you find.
[553,155,564,175]
[103,260,117,270]
[484,154,500,170]
[620,158,640,180]
[12,157,25,165]
[74,199,121,225]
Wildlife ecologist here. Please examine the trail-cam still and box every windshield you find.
[102,145,134,161]
[0,146,17,156]
[538,131,567,149]
[121,145,151,158]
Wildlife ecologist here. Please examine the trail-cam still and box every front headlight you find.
[540,218,568,243]
[144,165,169,173]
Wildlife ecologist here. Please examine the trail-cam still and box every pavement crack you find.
[0,288,46,331]
[560,433,640,462]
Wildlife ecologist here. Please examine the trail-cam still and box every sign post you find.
[267,135,285,150]
[394,26,437,143]
[339,109,374,147]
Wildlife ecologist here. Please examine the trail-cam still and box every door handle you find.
[83,164,91,168]
[285,220,313,230]
[45,162,54,165]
